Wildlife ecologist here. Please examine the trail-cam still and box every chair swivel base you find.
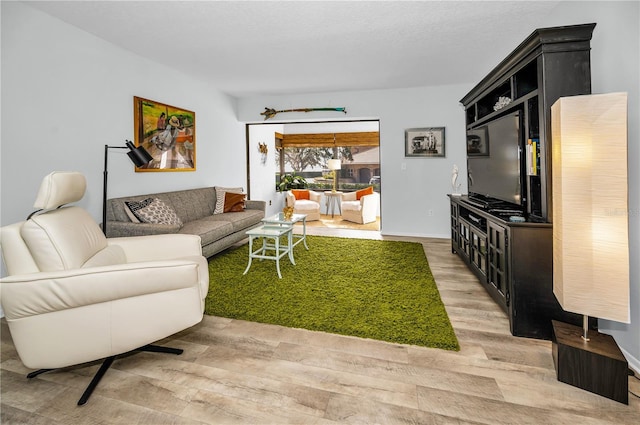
[26,344,183,406]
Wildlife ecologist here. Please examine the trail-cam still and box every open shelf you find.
[514,61,538,99]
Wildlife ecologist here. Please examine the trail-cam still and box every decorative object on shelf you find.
[327,158,342,192]
[404,127,445,157]
[551,92,629,404]
[493,96,512,111]
[451,164,462,196]
[278,173,308,192]
[282,206,294,221]
[133,96,196,172]
[258,142,268,164]
[260,107,347,120]
[102,140,153,235]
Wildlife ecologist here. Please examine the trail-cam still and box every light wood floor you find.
[1,228,638,424]
[304,214,380,231]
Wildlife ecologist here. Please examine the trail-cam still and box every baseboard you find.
[380,231,449,239]
[621,346,640,376]
[598,327,639,376]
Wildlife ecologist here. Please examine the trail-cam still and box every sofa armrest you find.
[309,191,322,203]
[107,235,208,298]
[108,234,203,260]
[285,191,296,207]
[245,199,266,212]
[0,260,203,320]
[340,192,357,202]
[360,192,380,214]
[105,221,181,238]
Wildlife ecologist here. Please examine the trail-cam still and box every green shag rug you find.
[205,235,459,351]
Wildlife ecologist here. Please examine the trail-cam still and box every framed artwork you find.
[133,96,196,172]
[405,127,445,157]
[467,126,489,156]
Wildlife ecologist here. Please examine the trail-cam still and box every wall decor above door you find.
[260,106,347,120]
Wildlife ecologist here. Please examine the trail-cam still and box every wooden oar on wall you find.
[260,107,347,120]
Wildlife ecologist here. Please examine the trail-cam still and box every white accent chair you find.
[340,190,380,224]
[0,171,209,405]
[285,190,321,221]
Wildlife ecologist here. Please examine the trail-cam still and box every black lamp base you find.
[552,320,628,404]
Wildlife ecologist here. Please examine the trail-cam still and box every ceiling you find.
[27,1,561,98]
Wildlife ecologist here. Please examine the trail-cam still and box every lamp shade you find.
[102,141,153,235]
[551,92,629,323]
[125,140,153,167]
[327,159,341,170]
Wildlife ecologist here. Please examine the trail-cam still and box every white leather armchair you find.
[340,190,380,224]
[0,171,209,405]
[285,189,321,221]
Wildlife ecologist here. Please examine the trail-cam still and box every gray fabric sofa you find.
[105,187,266,258]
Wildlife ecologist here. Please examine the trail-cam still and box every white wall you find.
[0,2,246,229]
[247,123,284,217]
[239,84,469,238]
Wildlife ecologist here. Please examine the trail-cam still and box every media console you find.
[450,195,584,339]
[452,24,596,339]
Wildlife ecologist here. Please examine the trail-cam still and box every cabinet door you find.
[487,222,508,306]
[459,219,471,259]
[450,202,459,253]
[470,228,487,276]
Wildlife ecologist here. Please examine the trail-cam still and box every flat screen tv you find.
[467,110,522,206]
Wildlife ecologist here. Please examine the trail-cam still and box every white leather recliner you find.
[0,171,209,405]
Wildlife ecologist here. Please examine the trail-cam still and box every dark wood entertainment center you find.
[450,24,596,339]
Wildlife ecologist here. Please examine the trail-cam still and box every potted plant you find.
[278,173,308,192]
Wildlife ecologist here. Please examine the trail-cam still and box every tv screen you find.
[467,111,522,205]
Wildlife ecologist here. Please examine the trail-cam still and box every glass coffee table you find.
[243,225,295,279]
[243,213,308,279]
[261,213,308,251]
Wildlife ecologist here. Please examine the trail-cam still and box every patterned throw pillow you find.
[223,192,246,212]
[214,186,243,214]
[124,198,182,226]
[124,198,154,222]
[123,201,144,223]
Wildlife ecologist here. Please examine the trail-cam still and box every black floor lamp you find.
[102,140,153,235]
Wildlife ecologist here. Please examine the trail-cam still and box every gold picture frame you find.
[133,96,196,172]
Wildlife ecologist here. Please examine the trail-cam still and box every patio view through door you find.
[247,120,381,232]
